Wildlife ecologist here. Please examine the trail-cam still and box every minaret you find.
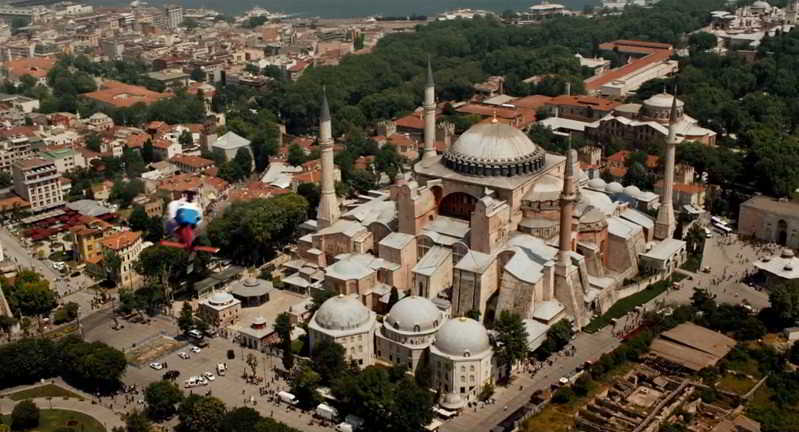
[554,141,586,329]
[422,57,437,160]
[557,142,577,266]
[654,93,679,240]
[317,87,340,229]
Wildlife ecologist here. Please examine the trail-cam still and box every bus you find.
[713,222,733,234]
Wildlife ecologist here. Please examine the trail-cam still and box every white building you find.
[375,296,446,373]
[211,131,252,162]
[12,158,64,212]
[308,294,377,368]
[430,317,494,410]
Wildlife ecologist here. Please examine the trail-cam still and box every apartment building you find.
[0,135,33,173]
[101,231,143,290]
[12,158,64,212]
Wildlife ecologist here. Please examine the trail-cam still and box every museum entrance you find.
[439,192,476,221]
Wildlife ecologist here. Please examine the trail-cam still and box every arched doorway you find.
[439,192,476,220]
[777,220,788,245]
[431,185,443,207]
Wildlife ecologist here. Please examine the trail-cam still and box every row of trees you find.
[118,382,301,432]
[0,336,126,392]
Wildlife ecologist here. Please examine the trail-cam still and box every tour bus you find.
[712,222,733,234]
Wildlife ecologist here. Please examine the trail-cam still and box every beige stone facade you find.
[739,196,799,249]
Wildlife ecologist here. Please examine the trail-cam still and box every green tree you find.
[535,319,573,360]
[688,31,717,51]
[207,194,308,265]
[465,309,481,321]
[128,205,150,232]
[142,139,155,162]
[104,249,122,286]
[58,336,127,391]
[287,144,306,166]
[134,245,189,302]
[145,380,184,420]
[178,302,195,334]
[191,67,206,82]
[311,340,346,384]
[290,365,321,408]
[233,147,252,178]
[685,224,706,256]
[494,311,529,381]
[123,409,152,432]
[0,315,18,340]
[275,312,294,371]
[0,171,12,187]
[769,280,799,327]
[246,353,258,377]
[86,133,102,152]
[179,130,194,148]
[220,407,261,432]
[296,183,320,218]
[4,270,57,317]
[11,400,40,430]
[177,394,226,432]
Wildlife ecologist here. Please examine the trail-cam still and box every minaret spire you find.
[317,87,340,229]
[654,88,679,240]
[422,56,437,160]
[557,137,577,266]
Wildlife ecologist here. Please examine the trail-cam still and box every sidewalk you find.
[0,379,125,430]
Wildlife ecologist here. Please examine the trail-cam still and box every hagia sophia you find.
[284,62,688,409]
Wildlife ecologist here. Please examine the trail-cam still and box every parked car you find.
[178,352,190,359]
[149,362,164,370]
[191,346,202,353]
[203,372,215,381]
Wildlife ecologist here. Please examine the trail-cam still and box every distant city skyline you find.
[88,0,598,18]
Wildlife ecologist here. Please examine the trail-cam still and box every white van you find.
[335,423,354,432]
[216,363,226,376]
[184,376,205,388]
[278,391,299,405]
[187,329,203,339]
[315,403,338,420]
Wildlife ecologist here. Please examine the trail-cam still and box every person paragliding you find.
[161,191,218,254]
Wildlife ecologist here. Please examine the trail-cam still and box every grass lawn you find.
[717,374,756,395]
[724,356,762,379]
[1,409,105,432]
[5,384,84,402]
[583,279,671,333]
[522,363,634,432]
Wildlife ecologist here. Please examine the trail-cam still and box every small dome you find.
[386,296,443,333]
[442,122,546,177]
[644,93,685,109]
[624,185,641,196]
[434,317,490,357]
[606,182,624,194]
[314,295,372,331]
[752,0,770,8]
[252,316,266,326]
[588,178,606,189]
[209,291,234,305]
[782,249,795,258]
[327,259,372,280]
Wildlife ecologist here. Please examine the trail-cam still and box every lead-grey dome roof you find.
[442,122,546,177]
[314,295,371,331]
[386,296,443,333]
[434,317,491,357]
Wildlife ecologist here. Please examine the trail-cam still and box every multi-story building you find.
[12,158,64,212]
[100,231,143,290]
[39,148,80,174]
[71,218,114,265]
[164,4,183,29]
[0,135,33,173]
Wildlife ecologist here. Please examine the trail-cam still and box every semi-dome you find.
[434,317,490,357]
[442,122,546,177]
[386,296,443,333]
[588,178,607,189]
[314,295,372,331]
[644,93,685,109]
[209,291,235,306]
[606,182,624,194]
[752,0,770,8]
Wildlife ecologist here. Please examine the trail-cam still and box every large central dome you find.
[442,121,546,177]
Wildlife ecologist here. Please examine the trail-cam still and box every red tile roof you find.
[5,57,56,79]
[170,154,214,169]
[548,95,621,111]
[395,112,425,130]
[83,80,168,108]
[585,40,673,91]
[101,231,141,251]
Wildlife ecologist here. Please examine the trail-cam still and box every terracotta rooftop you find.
[586,40,673,91]
[395,112,425,130]
[548,95,621,111]
[655,179,705,194]
[5,57,56,79]
[82,80,168,108]
[510,95,553,110]
[170,154,215,169]
[101,231,141,251]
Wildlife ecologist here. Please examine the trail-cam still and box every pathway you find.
[0,380,124,430]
